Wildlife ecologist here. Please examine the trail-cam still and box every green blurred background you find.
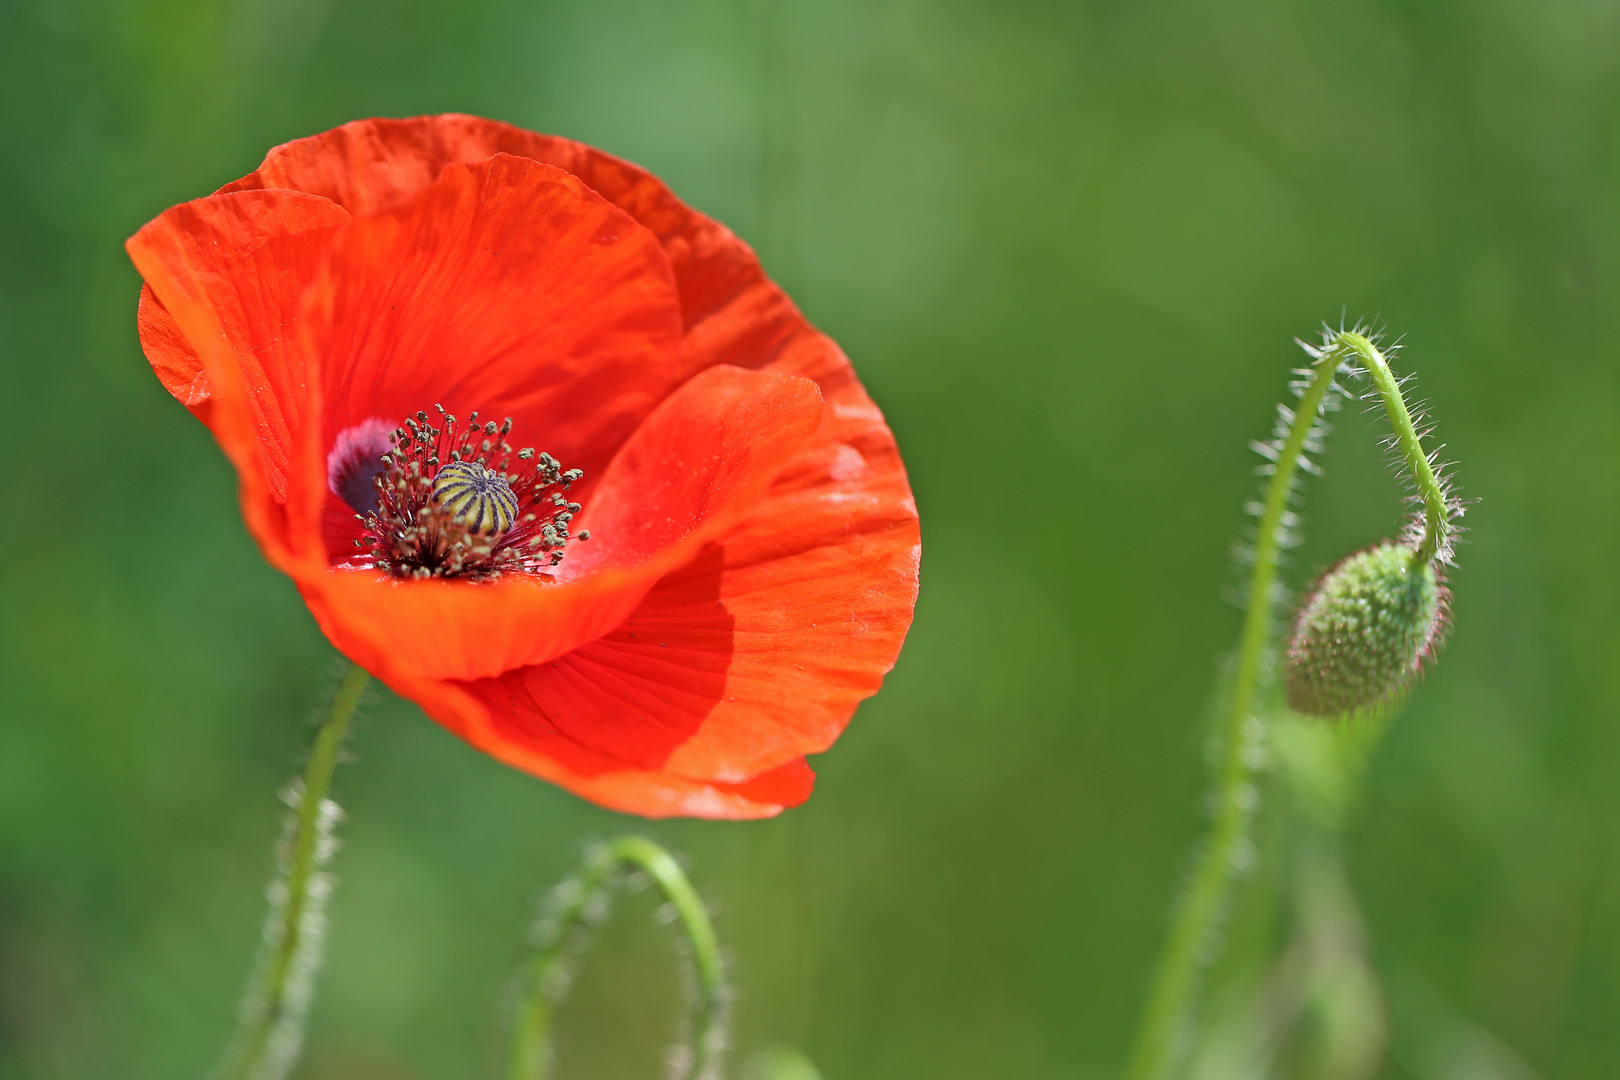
[2,0,1617,1077]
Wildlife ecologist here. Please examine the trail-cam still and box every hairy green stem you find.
[1337,332,1450,565]
[508,835,728,1080]
[1126,350,1342,1080]
[218,663,368,1080]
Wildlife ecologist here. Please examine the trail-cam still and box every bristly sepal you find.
[1284,540,1448,721]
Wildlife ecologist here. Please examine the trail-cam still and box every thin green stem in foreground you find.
[508,835,728,1080]
[217,663,369,1080]
[1125,349,1342,1080]
[1337,332,1451,565]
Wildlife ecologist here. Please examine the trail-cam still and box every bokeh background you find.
[3,0,1618,1077]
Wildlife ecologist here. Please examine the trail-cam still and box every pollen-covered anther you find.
[331,407,586,582]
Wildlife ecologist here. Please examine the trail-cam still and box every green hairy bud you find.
[1284,541,1445,719]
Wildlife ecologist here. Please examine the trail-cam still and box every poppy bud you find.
[1284,540,1444,719]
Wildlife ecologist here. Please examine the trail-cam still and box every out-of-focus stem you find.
[508,835,728,1080]
[217,663,368,1080]
[1126,350,1342,1080]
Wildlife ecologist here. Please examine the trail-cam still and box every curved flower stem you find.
[508,835,728,1080]
[1125,350,1343,1080]
[1336,331,1451,566]
[218,663,369,1080]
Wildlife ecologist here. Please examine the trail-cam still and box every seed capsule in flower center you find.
[431,459,518,536]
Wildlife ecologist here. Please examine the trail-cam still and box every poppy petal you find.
[302,364,823,686]
[654,250,920,781]
[221,115,770,350]
[501,338,920,786]
[222,114,665,229]
[383,668,814,818]
[656,429,920,782]
[126,190,353,569]
[562,365,826,575]
[304,153,689,509]
[137,285,214,422]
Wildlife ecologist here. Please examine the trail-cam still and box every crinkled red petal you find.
[302,152,688,552]
[127,190,352,572]
[222,115,793,357]
[137,285,215,424]
[383,666,815,818]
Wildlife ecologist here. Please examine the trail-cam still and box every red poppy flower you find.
[127,115,919,818]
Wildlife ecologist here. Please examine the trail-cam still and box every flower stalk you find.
[1128,325,1460,1077]
[1125,343,1344,1080]
[1337,331,1452,566]
[508,835,728,1080]
[217,663,368,1080]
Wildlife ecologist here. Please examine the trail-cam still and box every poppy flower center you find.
[335,405,588,581]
